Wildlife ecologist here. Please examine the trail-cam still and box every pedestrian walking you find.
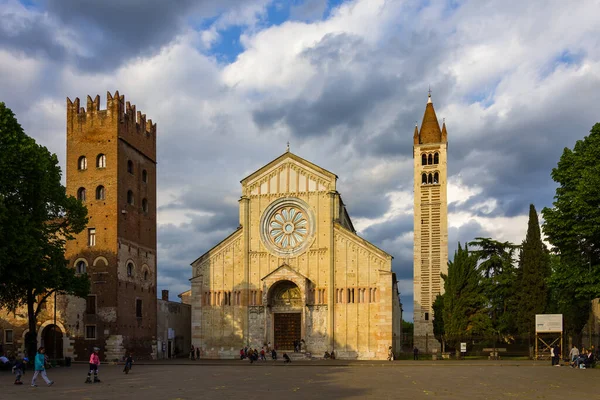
[413,346,419,360]
[123,352,134,374]
[196,347,200,360]
[31,347,53,387]
[12,357,28,385]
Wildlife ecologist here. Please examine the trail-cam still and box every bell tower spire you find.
[412,92,449,354]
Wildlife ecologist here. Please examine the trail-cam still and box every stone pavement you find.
[1,360,599,399]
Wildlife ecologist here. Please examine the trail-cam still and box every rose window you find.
[269,207,308,249]
[260,198,315,256]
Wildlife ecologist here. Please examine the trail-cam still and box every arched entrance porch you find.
[41,324,64,359]
[267,280,303,350]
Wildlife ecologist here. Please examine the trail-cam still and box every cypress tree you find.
[515,204,551,341]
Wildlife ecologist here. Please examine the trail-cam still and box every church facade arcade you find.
[189,151,402,359]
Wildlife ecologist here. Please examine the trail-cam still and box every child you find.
[85,347,101,383]
[31,347,53,387]
[12,357,28,384]
[123,352,133,374]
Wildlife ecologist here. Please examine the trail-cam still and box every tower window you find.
[433,172,439,184]
[78,156,87,170]
[142,169,148,183]
[142,198,148,213]
[88,228,96,247]
[136,299,142,318]
[127,160,134,174]
[127,262,134,277]
[428,174,433,184]
[77,187,86,201]
[127,190,134,205]
[421,154,427,166]
[144,270,148,281]
[86,295,96,314]
[97,154,106,168]
[76,260,87,274]
[428,154,433,165]
[434,152,439,164]
[422,173,427,185]
[425,312,429,321]
[96,185,105,200]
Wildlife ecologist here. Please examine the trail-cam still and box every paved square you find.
[1,361,599,399]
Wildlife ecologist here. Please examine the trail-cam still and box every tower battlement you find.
[67,91,156,161]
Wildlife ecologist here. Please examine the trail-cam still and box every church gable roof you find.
[240,151,337,191]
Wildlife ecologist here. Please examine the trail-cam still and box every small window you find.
[127,190,134,205]
[86,295,96,314]
[5,329,13,344]
[136,299,142,318]
[88,228,96,247]
[142,198,148,213]
[77,187,86,201]
[428,154,433,164]
[76,260,87,274]
[421,154,427,166]
[97,154,106,168]
[85,325,96,339]
[433,172,439,184]
[428,173,433,184]
[78,156,87,170]
[142,169,148,183]
[96,185,105,200]
[434,152,439,164]
[144,270,148,281]
[127,160,134,174]
[425,312,429,321]
[127,262,134,277]
[422,173,427,185]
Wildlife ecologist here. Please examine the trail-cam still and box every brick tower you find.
[413,93,448,353]
[65,91,157,360]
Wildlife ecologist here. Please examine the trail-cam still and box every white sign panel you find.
[460,343,467,353]
[535,314,563,333]
[168,328,175,339]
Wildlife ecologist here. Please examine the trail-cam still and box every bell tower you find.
[413,93,448,353]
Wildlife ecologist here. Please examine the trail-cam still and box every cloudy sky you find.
[2,0,600,320]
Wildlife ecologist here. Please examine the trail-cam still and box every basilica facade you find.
[189,152,402,359]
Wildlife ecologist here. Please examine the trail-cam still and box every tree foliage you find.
[468,237,519,338]
[0,102,89,359]
[442,243,491,351]
[542,123,600,300]
[515,204,551,340]
[432,294,445,345]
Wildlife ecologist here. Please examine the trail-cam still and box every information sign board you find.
[535,314,563,333]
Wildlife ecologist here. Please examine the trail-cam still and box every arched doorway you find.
[41,325,63,359]
[268,280,303,350]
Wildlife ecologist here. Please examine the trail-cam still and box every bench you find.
[483,348,507,360]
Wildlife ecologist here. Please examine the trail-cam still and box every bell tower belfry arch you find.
[413,93,448,353]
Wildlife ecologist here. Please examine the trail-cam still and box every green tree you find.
[546,255,590,345]
[442,243,491,356]
[542,123,600,300]
[515,204,551,341]
[432,294,445,350]
[468,237,519,339]
[0,102,89,360]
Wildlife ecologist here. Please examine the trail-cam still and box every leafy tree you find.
[432,294,445,350]
[0,102,89,360]
[542,123,600,300]
[546,254,590,345]
[515,204,551,341]
[442,243,491,356]
[468,237,519,339]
